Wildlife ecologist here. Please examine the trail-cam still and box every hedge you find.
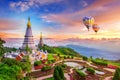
[61,64,67,68]
[76,69,86,77]
[34,60,42,66]
[82,56,88,61]
[91,59,107,66]
[113,68,120,80]
[41,66,52,71]
[86,68,95,74]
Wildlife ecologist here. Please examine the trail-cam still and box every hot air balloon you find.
[92,24,100,33]
[83,16,94,31]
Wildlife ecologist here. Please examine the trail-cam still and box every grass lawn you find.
[48,54,55,61]
[45,77,54,80]
[108,61,120,67]
[91,59,120,67]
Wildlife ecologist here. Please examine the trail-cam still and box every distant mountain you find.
[66,44,120,60]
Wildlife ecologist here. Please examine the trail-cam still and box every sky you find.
[1,0,120,59]
[0,0,120,39]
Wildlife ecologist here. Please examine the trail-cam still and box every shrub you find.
[71,56,74,59]
[107,65,118,69]
[61,64,67,68]
[76,69,86,77]
[34,60,42,66]
[67,56,70,59]
[64,56,67,59]
[91,59,107,66]
[87,68,95,74]
[82,56,88,61]
[48,60,53,64]
[1,58,31,72]
[41,66,52,71]
[57,54,60,57]
[113,68,120,80]
[45,61,49,65]
[0,63,23,80]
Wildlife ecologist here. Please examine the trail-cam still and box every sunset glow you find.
[0,0,120,40]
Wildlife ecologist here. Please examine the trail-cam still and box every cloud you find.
[10,1,32,12]
[82,1,88,7]
[0,18,21,31]
[40,0,120,37]
[10,0,63,12]
[0,32,23,38]
[8,0,120,39]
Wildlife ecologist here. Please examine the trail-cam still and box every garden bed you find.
[27,68,54,78]
[34,65,43,70]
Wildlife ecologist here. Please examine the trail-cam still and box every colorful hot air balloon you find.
[92,24,100,33]
[83,16,94,31]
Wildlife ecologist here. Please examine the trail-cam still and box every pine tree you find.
[0,38,5,56]
[113,68,120,80]
[53,66,65,80]
[53,67,61,80]
[57,66,64,79]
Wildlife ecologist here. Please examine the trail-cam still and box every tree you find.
[90,56,93,59]
[3,47,17,53]
[0,38,5,56]
[25,45,32,54]
[57,66,64,79]
[113,68,120,80]
[1,58,31,72]
[82,56,88,61]
[53,66,65,80]
[0,63,23,80]
[53,68,61,80]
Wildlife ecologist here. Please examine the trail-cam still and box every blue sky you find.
[0,0,94,32]
[0,0,120,39]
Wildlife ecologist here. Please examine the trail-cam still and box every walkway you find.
[103,68,115,73]
[36,73,70,80]
[69,68,74,80]
[86,62,98,68]
[104,76,113,80]
[64,59,98,68]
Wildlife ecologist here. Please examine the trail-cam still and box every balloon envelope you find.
[92,24,100,33]
[83,16,94,31]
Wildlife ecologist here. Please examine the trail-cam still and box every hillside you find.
[39,44,81,57]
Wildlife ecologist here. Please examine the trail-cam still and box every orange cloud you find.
[0,32,23,38]
[0,18,21,31]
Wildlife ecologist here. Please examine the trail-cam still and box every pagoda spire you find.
[38,32,44,48]
[27,17,31,28]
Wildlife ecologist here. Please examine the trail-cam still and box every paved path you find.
[64,59,98,68]
[104,76,113,80]
[36,73,70,80]
[69,68,73,74]
[86,62,98,68]
[69,68,74,80]
[103,68,115,73]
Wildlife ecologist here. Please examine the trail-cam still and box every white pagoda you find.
[22,17,35,50]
